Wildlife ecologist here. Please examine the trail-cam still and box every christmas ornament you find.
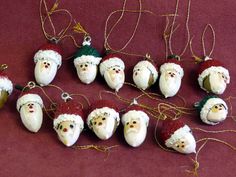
[159,56,184,98]
[122,103,149,147]
[73,36,102,84]
[99,53,125,92]
[0,65,13,108]
[53,97,84,147]
[133,55,158,90]
[34,43,62,86]
[87,100,120,140]
[197,57,230,94]
[194,95,228,125]
[16,84,44,133]
[159,119,196,154]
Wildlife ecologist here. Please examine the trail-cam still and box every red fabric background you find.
[0,0,236,177]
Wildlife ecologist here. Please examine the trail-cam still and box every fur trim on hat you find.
[165,125,190,147]
[17,93,43,112]
[74,55,102,66]
[198,66,230,89]
[160,63,184,77]
[53,114,84,129]
[121,110,149,126]
[34,50,62,67]
[87,107,120,128]
[134,60,158,81]
[100,57,125,76]
[200,97,228,125]
[0,77,13,94]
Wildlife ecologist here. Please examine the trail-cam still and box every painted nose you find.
[29,106,33,109]
[116,70,119,74]
[63,128,68,132]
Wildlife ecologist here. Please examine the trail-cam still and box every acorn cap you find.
[53,100,84,128]
[198,58,230,89]
[86,99,120,128]
[0,71,13,95]
[34,43,63,68]
[160,58,184,77]
[99,53,125,76]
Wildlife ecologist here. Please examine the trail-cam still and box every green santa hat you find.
[73,42,102,66]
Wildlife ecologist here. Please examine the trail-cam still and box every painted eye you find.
[27,104,30,106]
[102,118,106,121]
[44,62,47,64]
[80,65,83,68]
[181,141,184,144]
[48,63,50,66]
[70,124,74,129]
[133,121,137,124]
[113,68,116,71]
[181,145,185,148]
[126,122,129,125]
[94,121,97,125]
[137,69,140,71]
[214,105,218,109]
[60,125,63,130]
[176,145,180,148]
[85,64,88,67]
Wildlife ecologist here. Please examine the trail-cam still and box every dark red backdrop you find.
[0,0,235,177]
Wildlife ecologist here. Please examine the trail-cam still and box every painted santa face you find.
[124,117,147,147]
[159,69,182,98]
[20,101,43,133]
[91,112,116,140]
[133,66,152,90]
[207,103,227,123]
[75,62,97,84]
[208,72,228,94]
[0,89,9,108]
[104,66,125,91]
[55,120,81,147]
[171,132,196,154]
[34,59,58,86]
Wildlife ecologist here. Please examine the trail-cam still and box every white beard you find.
[159,73,181,98]
[104,70,125,91]
[209,72,227,94]
[34,60,58,86]
[93,116,116,140]
[172,133,196,154]
[20,103,43,133]
[76,65,97,84]
[55,122,82,147]
[133,68,151,90]
[207,110,227,124]
[124,124,147,147]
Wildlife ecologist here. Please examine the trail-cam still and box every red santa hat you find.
[53,100,84,129]
[0,71,13,95]
[159,119,192,148]
[34,43,63,68]
[159,59,184,77]
[99,53,125,76]
[16,88,43,112]
[197,57,230,89]
[122,104,149,126]
[86,99,120,128]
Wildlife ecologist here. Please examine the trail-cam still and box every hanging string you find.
[225,96,236,122]
[69,93,91,107]
[168,0,191,58]
[40,0,73,43]
[192,127,236,134]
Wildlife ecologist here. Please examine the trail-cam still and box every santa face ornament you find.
[53,101,84,147]
[133,60,158,90]
[34,43,62,86]
[159,59,184,98]
[122,109,149,147]
[198,58,230,95]
[160,119,196,154]
[73,39,102,84]
[17,93,44,133]
[100,54,125,92]
[195,96,228,125]
[0,70,13,108]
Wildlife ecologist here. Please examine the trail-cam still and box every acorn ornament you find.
[194,95,228,125]
[159,119,196,154]
[99,53,125,92]
[197,57,230,94]
[0,65,13,108]
[73,36,102,84]
[122,103,149,147]
[87,100,120,140]
[133,55,158,90]
[159,56,184,98]
[16,83,44,133]
[53,94,84,147]
[34,43,62,86]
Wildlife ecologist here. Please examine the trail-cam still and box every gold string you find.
[192,127,236,134]
[202,24,216,57]
[168,0,191,58]
[225,96,236,122]
[197,138,236,150]
[189,36,203,63]
[69,93,91,107]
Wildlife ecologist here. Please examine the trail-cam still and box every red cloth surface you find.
[0,0,236,177]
